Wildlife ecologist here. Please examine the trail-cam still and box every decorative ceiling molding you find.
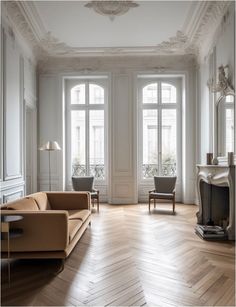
[17,1,47,41]
[184,1,231,57]
[35,30,198,57]
[84,1,139,21]
[2,0,232,61]
[154,31,197,56]
[2,1,38,50]
[40,32,77,56]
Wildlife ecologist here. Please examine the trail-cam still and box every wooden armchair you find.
[149,176,177,214]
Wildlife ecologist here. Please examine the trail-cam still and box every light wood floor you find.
[1,204,235,306]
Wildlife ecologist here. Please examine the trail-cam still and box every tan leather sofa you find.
[1,192,91,259]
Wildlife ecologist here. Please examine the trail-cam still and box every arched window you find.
[66,79,107,187]
[138,79,181,182]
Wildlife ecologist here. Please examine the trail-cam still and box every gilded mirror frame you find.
[208,65,235,162]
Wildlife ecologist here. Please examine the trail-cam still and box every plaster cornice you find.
[17,1,47,41]
[2,0,233,61]
[183,1,231,57]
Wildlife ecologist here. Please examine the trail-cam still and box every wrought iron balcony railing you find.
[72,163,105,179]
[142,163,176,178]
[72,163,176,180]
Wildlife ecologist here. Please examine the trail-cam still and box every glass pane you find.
[226,108,234,152]
[89,110,105,179]
[143,83,158,104]
[162,83,176,103]
[226,95,234,103]
[71,84,85,104]
[142,109,158,178]
[162,110,177,175]
[89,83,104,104]
[71,111,86,176]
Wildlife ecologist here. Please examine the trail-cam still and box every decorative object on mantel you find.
[39,141,61,191]
[207,65,234,96]
[211,157,218,165]
[206,153,213,165]
[228,152,234,166]
[84,1,139,21]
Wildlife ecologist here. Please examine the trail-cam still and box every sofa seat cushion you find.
[7,197,39,211]
[67,210,90,222]
[68,220,83,242]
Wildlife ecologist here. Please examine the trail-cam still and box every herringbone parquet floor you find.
[1,204,235,306]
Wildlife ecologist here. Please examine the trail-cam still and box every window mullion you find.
[86,81,90,176]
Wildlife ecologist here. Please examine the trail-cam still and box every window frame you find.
[137,77,182,184]
[65,77,108,189]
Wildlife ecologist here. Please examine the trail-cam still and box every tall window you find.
[139,78,181,180]
[67,79,107,182]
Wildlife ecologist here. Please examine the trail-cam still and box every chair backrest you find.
[154,176,177,193]
[72,176,94,192]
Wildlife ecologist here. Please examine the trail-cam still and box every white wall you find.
[38,55,197,204]
[198,3,235,164]
[0,13,37,203]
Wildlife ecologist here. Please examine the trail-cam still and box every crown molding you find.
[183,1,209,42]
[2,0,232,61]
[17,1,47,41]
[183,1,232,57]
[37,54,197,74]
[35,30,198,58]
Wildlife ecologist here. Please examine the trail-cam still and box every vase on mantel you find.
[211,157,218,165]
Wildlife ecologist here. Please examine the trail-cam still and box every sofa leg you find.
[54,259,65,275]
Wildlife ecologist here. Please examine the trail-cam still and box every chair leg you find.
[97,195,99,213]
[173,196,175,214]
[149,197,151,212]
[92,198,94,207]
[154,198,156,208]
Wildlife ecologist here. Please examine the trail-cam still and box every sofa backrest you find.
[5,197,40,211]
[28,192,51,210]
[47,192,90,210]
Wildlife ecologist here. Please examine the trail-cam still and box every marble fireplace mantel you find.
[196,165,235,240]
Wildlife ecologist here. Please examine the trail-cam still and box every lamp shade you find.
[39,141,61,151]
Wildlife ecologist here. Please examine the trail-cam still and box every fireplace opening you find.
[200,180,229,228]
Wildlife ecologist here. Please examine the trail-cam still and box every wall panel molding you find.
[3,189,24,203]
[112,74,133,177]
[0,26,4,182]
[3,29,24,181]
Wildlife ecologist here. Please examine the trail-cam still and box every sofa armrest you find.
[46,192,91,210]
[1,210,69,252]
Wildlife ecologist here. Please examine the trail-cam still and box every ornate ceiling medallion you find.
[85,1,139,21]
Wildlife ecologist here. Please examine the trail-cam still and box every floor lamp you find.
[39,141,61,191]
